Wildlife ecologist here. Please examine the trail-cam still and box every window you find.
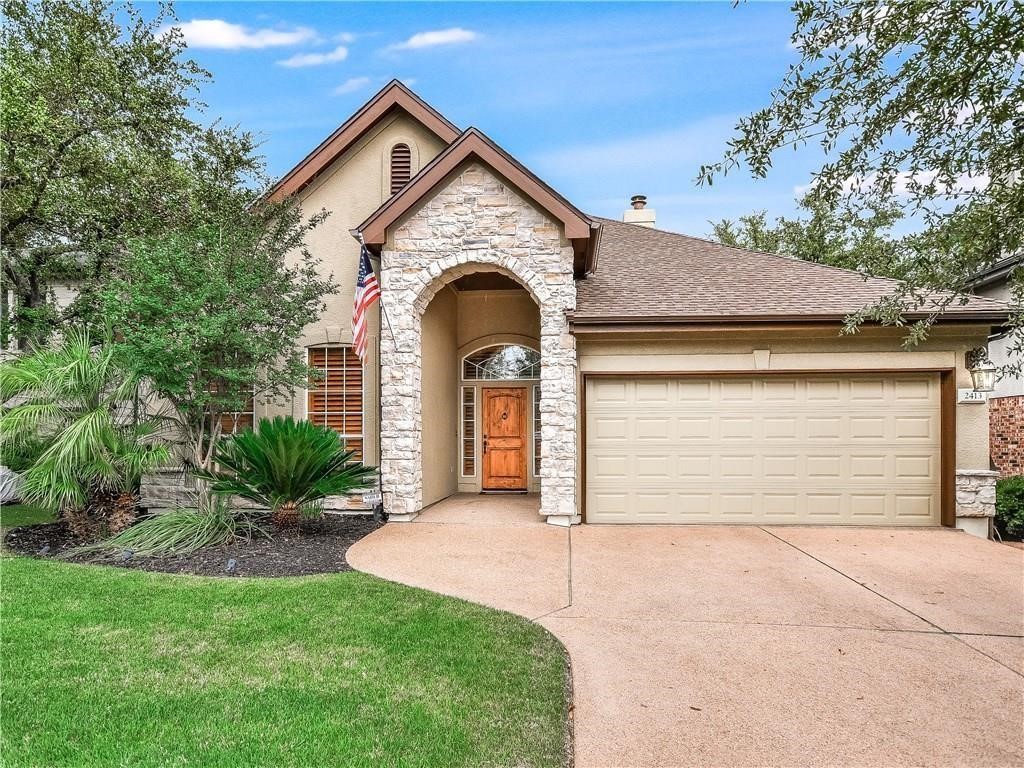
[461,387,475,476]
[308,346,363,459]
[390,143,412,194]
[533,384,541,476]
[462,345,540,381]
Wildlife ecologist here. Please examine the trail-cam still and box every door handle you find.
[483,435,488,454]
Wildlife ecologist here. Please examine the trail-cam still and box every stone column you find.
[955,469,998,539]
[538,304,579,525]
[378,269,423,521]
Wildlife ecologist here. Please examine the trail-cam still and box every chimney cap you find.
[630,194,647,210]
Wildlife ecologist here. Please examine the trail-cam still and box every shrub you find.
[75,496,266,558]
[995,475,1024,539]
[0,331,170,539]
[196,416,376,529]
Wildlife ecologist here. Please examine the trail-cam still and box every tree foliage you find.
[101,138,336,472]
[710,194,908,278]
[2,0,337,480]
[0,0,208,346]
[700,0,1023,350]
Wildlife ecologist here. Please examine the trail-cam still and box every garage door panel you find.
[586,374,942,525]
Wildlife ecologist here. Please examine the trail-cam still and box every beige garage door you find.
[585,374,942,525]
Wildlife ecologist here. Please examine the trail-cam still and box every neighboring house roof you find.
[965,253,1022,292]
[358,127,599,276]
[572,218,1011,328]
[266,80,460,201]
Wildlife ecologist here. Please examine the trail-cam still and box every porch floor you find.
[415,493,542,527]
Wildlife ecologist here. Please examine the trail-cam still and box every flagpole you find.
[352,230,389,520]
[353,230,399,352]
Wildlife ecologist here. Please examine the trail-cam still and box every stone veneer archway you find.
[379,163,579,525]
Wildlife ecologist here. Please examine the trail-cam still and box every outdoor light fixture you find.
[966,347,998,393]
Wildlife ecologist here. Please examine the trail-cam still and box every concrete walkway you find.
[347,494,1024,767]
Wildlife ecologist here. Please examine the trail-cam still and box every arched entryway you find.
[421,270,542,501]
[379,255,578,525]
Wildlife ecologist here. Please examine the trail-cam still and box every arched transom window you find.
[462,344,541,380]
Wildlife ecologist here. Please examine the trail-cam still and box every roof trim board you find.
[568,312,1010,330]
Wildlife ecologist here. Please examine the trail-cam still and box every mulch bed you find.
[3,515,384,577]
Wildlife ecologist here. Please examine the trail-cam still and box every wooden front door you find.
[482,387,528,491]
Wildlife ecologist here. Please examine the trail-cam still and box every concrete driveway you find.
[347,495,1024,767]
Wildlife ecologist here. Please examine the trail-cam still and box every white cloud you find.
[387,27,477,52]
[335,32,356,44]
[167,19,316,50]
[277,44,349,68]
[333,76,372,95]
[795,170,990,198]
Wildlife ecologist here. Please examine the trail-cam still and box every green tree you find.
[0,0,205,346]
[102,135,335,473]
[0,330,170,538]
[699,0,1023,350]
[710,195,908,278]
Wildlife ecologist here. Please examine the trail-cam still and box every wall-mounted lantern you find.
[966,347,998,393]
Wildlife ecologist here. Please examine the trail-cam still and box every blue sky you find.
[162,1,822,236]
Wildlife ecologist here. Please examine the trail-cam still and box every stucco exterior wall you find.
[577,324,995,530]
[259,113,449,465]
[421,287,458,506]
[380,162,578,524]
[457,290,540,348]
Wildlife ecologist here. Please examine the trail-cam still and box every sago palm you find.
[0,330,170,538]
[196,416,377,529]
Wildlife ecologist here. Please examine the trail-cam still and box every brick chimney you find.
[623,194,656,228]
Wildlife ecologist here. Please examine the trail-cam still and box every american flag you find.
[352,243,381,364]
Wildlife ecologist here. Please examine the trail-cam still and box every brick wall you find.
[989,395,1024,477]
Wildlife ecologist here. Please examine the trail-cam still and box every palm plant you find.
[196,416,377,529]
[0,330,170,538]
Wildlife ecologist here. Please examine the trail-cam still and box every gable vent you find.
[390,143,412,194]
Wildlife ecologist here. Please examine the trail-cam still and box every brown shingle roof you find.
[573,218,1010,325]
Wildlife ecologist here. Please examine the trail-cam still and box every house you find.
[249,80,1008,538]
[968,254,1023,477]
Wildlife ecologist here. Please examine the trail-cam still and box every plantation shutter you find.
[308,346,363,459]
[390,143,412,195]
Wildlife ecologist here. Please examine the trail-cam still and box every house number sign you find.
[957,388,989,404]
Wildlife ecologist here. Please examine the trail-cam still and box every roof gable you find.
[357,128,597,275]
[267,80,460,201]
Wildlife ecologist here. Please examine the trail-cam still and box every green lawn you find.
[0,504,56,529]
[1,556,570,767]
